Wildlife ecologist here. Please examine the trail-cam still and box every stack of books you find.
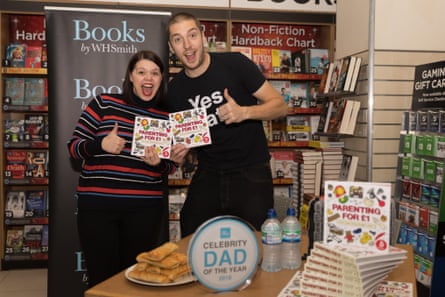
[292,149,323,217]
[300,242,408,297]
[319,147,343,184]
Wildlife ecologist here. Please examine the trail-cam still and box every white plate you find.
[125,264,196,287]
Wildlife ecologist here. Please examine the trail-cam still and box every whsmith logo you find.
[73,19,144,55]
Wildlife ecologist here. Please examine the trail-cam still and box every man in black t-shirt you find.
[167,12,288,236]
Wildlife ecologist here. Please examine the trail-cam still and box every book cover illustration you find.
[4,119,25,143]
[26,151,49,180]
[307,48,329,75]
[4,77,25,105]
[170,107,212,148]
[270,80,292,106]
[251,47,272,74]
[323,181,391,252]
[23,224,43,254]
[25,46,42,68]
[5,227,24,254]
[131,116,172,159]
[272,49,292,73]
[5,150,27,180]
[5,191,26,219]
[25,190,46,217]
[24,78,47,106]
[24,114,45,141]
[6,43,26,67]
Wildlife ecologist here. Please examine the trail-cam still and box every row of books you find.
[265,115,320,143]
[319,55,362,94]
[5,43,47,68]
[4,114,49,144]
[317,98,361,135]
[231,46,329,75]
[4,224,48,259]
[4,150,49,184]
[300,242,408,297]
[4,77,48,106]
[399,155,444,184]
[5,190,48,219]
[270,80,318,109]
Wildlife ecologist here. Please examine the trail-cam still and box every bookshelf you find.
[0,12,48,269]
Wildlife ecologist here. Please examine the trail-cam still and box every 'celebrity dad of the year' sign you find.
[187,216,259,292]
[412,60,445,111]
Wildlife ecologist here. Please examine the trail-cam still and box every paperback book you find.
[323,181,392,252]
[131,116,172,158]
[169,107,211,148]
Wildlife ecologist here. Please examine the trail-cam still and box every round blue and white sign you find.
[187,216,260,292]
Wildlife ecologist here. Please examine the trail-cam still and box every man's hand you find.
[217,88,247,124]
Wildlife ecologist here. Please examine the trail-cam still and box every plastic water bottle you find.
[261,208,282,272]
[281,207,302,270]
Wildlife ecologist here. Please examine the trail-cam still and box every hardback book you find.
[4,119,26,143]
[272,49,292,73]
[131,116,172,158]
[306,48,329,75]
[269,80,292,106]
[24,114,45,141]
[24,78,47,106]
[170,107,212,148]
[25,46,42,68]
[25,190,46,217]
[251,47,272,74]
[230,46,252,60]
[339,154,359,181]
[323,62,334,94]
[4,77,25,105]
[349,57,362,92]
[317,100,334,133]
[343,56,357,92]
[26,151,49,179]
[270,150,296,178]
[326,98,347,134]
[5,191,26,219]
[335,56,351,92]
[323,181,392,252]
[5,150,27,180]
[6,43,26,67]
[342,100,361,135]
[23,224,44,254]
[5,227,24,255]
[327,58,344,93]
[291,49,306,73]
[289,82,309,108]
[337,99,356,134]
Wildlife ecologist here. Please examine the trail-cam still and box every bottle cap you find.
[286,207,296,216]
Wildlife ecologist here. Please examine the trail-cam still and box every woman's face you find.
[130,59,162,101]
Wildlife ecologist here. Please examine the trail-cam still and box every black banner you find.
[45,7,170,297]
[412,60,445,111]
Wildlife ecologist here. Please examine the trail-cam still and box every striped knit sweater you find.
[67,93,175,200]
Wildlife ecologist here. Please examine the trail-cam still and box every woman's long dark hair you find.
[121,50,167,106]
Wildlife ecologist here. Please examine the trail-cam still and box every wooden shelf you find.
[1,67,47,75]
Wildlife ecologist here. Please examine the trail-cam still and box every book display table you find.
[84,233,417,297]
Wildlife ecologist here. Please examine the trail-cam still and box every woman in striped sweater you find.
[67,50,187,287]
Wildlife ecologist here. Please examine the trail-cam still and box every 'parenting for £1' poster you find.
[323,181,391,252]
